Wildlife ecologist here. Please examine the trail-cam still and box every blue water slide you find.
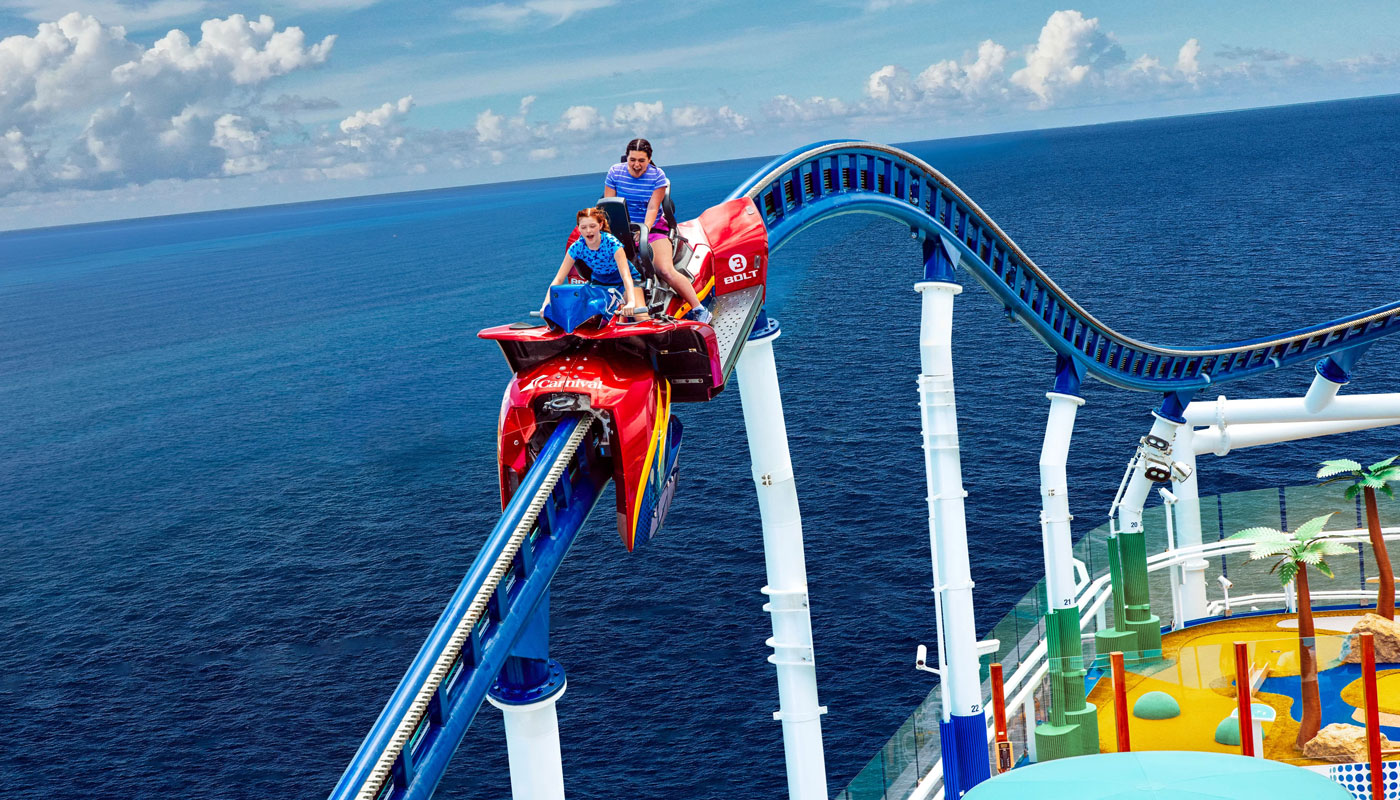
[729,141,1400,393]
[328,415,608,800]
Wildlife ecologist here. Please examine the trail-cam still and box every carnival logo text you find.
[527,375,605,391]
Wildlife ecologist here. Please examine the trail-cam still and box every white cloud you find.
[852,9,1340,118]
[670,104,748,131]
[117,15,334,88]
[764,94,849,122]
[0,12,335,191]
[915,40,1009,100]
[612,100,664,129]
[561,104,603,132]
[338,95,412,153]
[474,108,504,143]
[0,129,42,193]
[527,147,557,161]
[1010,10,1123,106]
[455,0,617,30]
[865,64,916,105]
[341,95,413,133]
[211,113,268,175]
[0,13,140,124]
[1177,38,1201,83]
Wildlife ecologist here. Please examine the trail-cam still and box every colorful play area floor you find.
[1085,610,1400,766]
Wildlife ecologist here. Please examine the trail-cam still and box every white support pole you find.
[1040,392,1084,613]
[734,322,829,800]
[1023,699,1038,763]
[487,689,567,800]
[1302,370,1345,413]
[1193,417,1400,455]
[1181,393,1400,425]
[915,278,990,793]
[1117,414,1181,535]
[916,281,982,723]
[1160,488,1184,631]
[1171,426,1209,622]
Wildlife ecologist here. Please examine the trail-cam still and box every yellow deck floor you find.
[1084,610,1400,766]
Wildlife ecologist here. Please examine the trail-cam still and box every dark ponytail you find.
[621,137,654,163]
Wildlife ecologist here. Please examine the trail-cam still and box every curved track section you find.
[729,141,1400,393]
[329,415,607,800]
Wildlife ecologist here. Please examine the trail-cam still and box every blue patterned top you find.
[567,232,640,286]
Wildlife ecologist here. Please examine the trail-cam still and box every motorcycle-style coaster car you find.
[479,196,769,551]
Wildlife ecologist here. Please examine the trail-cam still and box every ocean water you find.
[3,94,1400,799]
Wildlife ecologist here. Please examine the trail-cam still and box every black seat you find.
[596,198,636,262]
[661,191,678,230]
[595,196,655,281]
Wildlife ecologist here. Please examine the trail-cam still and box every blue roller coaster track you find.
[329,141,1400,800]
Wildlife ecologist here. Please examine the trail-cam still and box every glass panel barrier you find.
[840,690,943,800]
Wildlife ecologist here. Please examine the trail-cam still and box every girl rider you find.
[547,207,646,318]
[603,138,711,324]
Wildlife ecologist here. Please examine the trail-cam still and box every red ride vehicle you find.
[480,195,769,550]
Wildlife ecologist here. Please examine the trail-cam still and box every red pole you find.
[1234,641,1255,757]
[1362,633,1383,800]
[990,662,1013,773]
[1111,651,1131,752]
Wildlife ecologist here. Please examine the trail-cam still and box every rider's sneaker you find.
[688,306,713,325]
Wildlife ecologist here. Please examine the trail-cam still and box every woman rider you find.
[603,138,711,324]
[546,207,646,318]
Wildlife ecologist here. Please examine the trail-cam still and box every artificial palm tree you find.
[1228,512,1355,748]
[1318,456,1400,620]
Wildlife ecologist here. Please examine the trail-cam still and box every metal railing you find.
[329,416,603,800]
[838,484,1400,800]
[733,141,1400,393]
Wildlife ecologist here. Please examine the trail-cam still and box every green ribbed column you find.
[1119,531,1162,662]
[1034,607,1100,760]
[1094,535,1137,659]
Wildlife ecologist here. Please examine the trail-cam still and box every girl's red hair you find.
[576,207,610,232]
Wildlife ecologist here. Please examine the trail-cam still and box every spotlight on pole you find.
[1218,575,1234,617]
[914,644,940,676]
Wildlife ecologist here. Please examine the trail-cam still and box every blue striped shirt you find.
[604,162,668,227]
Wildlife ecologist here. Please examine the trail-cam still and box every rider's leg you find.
[650,237,704,311]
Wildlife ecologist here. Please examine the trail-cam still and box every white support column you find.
[1040,392,1084,612]
[1117,414,1181,534]
[916,280,982,724]
[1302,370,1345,413]
[735,321,829,800]
[1171,426,1209,621]
[487,689,567,800]
[1192,417,1400,455]
[1181,393,1400,425]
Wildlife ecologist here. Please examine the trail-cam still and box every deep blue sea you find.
[4,95,1400,799]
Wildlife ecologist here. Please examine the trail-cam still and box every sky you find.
[2,1,1399,231]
